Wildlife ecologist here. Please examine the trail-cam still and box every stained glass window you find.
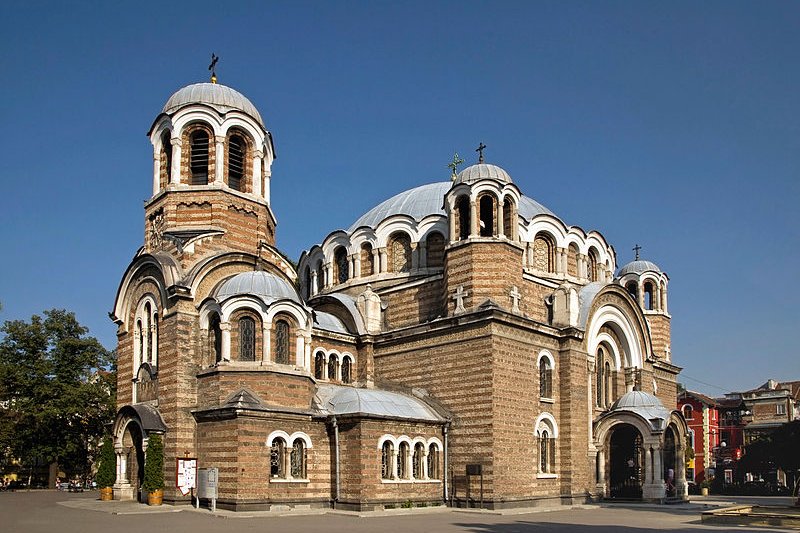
[335,247,349,284]
[314,352,325,379]
[390,233,411,273]
[275,320,290,365]
[381,442,393,480]
[239,317,255,362]
[540,430,550,473]
[341,357,352,384]
[270,438,285,478]
[327,354,338,381]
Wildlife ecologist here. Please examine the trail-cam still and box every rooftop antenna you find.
[476,142,486,163]
[208,53,219,84]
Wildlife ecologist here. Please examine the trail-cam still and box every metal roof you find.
[313,311,350,334]
[347,181,555,233]
[214,271,301,305]
[455,163,513,185]
[162,83,265,128]
[610,390,671,429]
[314,384,445,422]
[617,259,662,277]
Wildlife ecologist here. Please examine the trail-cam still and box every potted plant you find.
[143,433,165,505]
[95,437,116,501]
[699,478,711,496]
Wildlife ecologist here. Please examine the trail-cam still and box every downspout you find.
[443,422,450,504]
[332,416,340,508]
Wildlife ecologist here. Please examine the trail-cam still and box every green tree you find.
[95,437,116,489]
[142,433,164,493]
[0,309,116,485]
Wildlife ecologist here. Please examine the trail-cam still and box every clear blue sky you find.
[1,1,798,397]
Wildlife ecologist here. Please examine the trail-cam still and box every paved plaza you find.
[1,491,797,533]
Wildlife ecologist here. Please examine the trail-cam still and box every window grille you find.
[335,247,349,284]
[327,354,338,381]
[189,130,209,185]
[270,438,285,478]
[533,235,554,272]
[341,357,351,384]
[314,352,325,379]
[539,358,552,398]
[144,303,152,363]
[427,444,439,479]
[540,430,550,473]
[228,134,245,191]
[239,317,255,362]
[381,442,393,480]
[275,320,290,365]
[391,234,411,273]
[413,443,424,479]
[398,442,409,479]
[290,439,306,479]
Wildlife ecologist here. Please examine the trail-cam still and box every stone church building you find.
[111,80,689,510]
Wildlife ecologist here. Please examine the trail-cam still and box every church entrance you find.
[609,424,643,499]
[121,422,145,502]
[663,426,677,497]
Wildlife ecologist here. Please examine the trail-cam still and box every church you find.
[110,78,689,510]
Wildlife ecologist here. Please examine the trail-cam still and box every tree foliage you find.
[0,309,116,479]
[95,437,116,488]
[739,420,800,496]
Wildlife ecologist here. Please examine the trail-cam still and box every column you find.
[353,253,361,278]
[653,446,663,485]
[295,334,304,367]
[220,322,231,362]
[170,137,181,185]
[372,248,381,274]
[469,201,479,236]
[449,205,457,241]
[252,150,263,196]
[411,243,419,271]
[379,248,388,273]
[597,448,606,485]
[418,241,427,270]
[422,449,430,480]
[310,270,319,297]
[116,448,128,485]
[637,281,645,308]
[645,447,652,484]
[304,334,311,369]
[152,153,160,196]
[214,135,225,185]
[497,202,505,237]
[264,171,271,203]
[392,449,399,480]
[262,325,271,363]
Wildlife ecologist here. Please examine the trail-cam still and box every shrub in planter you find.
[143,433,164,505]
[96,437,116,500]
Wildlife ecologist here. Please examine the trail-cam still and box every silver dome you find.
[214,271,301,305]
[455,163,513,185]
[162,83,265,128]
[618,260,662,277]
[610,390,671,428]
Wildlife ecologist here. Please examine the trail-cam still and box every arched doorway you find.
[664,426,677,497]
[609,423,643,498]
[121,422,145,501]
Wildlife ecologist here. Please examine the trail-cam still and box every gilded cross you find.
[476,142,486,163]
[208,53,219,83]
[452,285,468,314]
[633,244,642,261]
[448,152,464,180]
[510,286,521,314]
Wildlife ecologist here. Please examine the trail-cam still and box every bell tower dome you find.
[143,82,277,263]
[617,252,671,361]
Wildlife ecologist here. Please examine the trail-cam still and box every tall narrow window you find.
[426,232,445,268]
[211,314,222,364]
[502,197,514,239]
[327,354,339,381]
[161,131,172,185]
[314,351,325,379]
[604,361,611,406]
[540,429,550,473]
[334,247,349,284]
[270,438,286,478]
[567,244,579,278]
[413,443,425,479]
[316,261,326,292]
[596,348,605,407]
[644,282,654,310]
[136,319,144,365]
[398,442,409,479]
[626,281,638,301]
[361,243,375,277]
[189,130,209,185]
[341,356,352,384]
[479,195,495,237]
[305,266,312,299]
[144,302,152,364]
[275,320,290,365]
[533,234,555,273]
[427,444,440,479]
[588,250,599,282]
[228,134,246,191]
[456,196,470,240]
[239,317,255,362]
[381,441,393,480]
[539,358,553,398]
[389,233,411,273]
[290,439,306,479]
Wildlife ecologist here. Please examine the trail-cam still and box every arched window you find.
[304,266,312,299]
[425,232,445,268]
[533,234,555,273]
[314,351,325,380]
[341,356,352,384]
[327,354,339,381]
[270,437,286,478]
[389,233,412,273]
[596,347,605,407]
[456,196,470,240]
[290,438,306,479]
[413,442,425,479]
[604,361,611,406]
[144,302,152,363]
[239,316,256,362]
[227,134,246,191]
[539,357,553,399]
[502,197,514,239]
[160,131,172,186]
[683,404,693,420]
[189,130,209,185]
[626,281,638,301]
[567,243,579,278]
[316,260,325,292]
[334,246,349,284]
[360,243,374,277]
[588,249,599,282]
[479,194,495,237]
[427,443,440,480]
[398,442,409,479]
[136,319,144,365]
[644,281,654,310]
[274,320,290,365]
[540,429,551,473]
[210,314,222,364]
[381,441,393,480]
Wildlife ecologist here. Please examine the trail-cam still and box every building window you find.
[305,266,312,299]
[144,302,152,363]
[427,443,440,480]
[381,441,393,480]
[540,429,551,473]
[456,196,470,240]
[274,320,290,365]
[777,403,786,415]
[210,314,222,364]
[398,442,410,479]
[270,437,286,478]
[136,319,144,365]
[314,351,325,379]
[588,249,599,282]
[227,134,246,191]
[502,198,514,239]
[596,347,605,407]
[625,281,638,301]
[426,232,445,268]
[239,316,256,362]
[341,356,352,384]
[479,194,495,237]
[539,357,553,399]
[533,234,555,273]
[644,281,654,310]
[567,244,579,278]
[389,233,412,273]
[535,416,558,476]
[290,439,306,479]
[413,443,425,479]
[160,131,172,185]
[361,243,374,276]
[604,361,611,406]
[683,405,693,420]
[327,354,338,381]
[316,260,326,292]
[334,246,349,284]
[189,130,209,185]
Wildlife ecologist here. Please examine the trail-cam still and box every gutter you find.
[443,422,450,504]
[331,416,340,507]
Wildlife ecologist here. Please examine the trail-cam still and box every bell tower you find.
[143,81,277,269]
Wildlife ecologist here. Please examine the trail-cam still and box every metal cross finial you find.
[476,142,486,163]
[208,53,219,83]
[448,152,464,180]
[633,244,642,261]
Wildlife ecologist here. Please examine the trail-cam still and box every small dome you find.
[617,259,662,277]
[214,271,301,305]
[162,83,265,128]
[455,163,513,185]
[611,390,671,425]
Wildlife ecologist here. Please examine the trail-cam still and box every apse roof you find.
[347,181,555,233]
[314,384,445,422]
[162,83,265,128]
[313,311,350,334]
[214,271,301,305]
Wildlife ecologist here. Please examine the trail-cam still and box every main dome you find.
[162,83,265,128]
[347,181,555,233]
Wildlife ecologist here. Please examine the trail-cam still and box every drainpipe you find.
[331,416,340,508]
[443,422,450,504]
